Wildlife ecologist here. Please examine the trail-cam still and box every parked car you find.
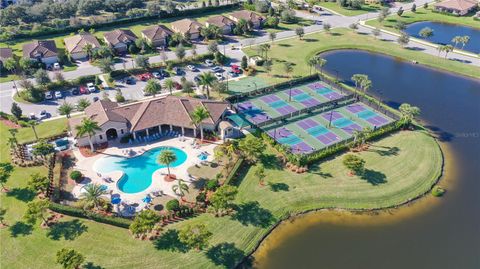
[39,110,48,119]
[187,65,197,71]
[228,71,238,77]
[215,72,224,80]
[152,72,161,79]
[172,67,183,75]
[53,62,61,70]
[142,88,151,96]
[159,69,169,77]
[231,64,241,74]
[44,91,53,100]
[194,75,201,83]
[174,81,182,90]
[137,73,152,81]
[29,113,36,120]
[93,97,99,102]
[54,91,63,99]
[87,82,96,93]
[125,77,135,85]
[211,66,223,73]
[205,59,214,66]
[71,88,80,95]
[79,86,89,94]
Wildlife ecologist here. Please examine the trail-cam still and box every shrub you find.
[166,199,180,211]
[70,170,83,182]
[196,192,207,203]
[49,203,132,228]
[431,186,446,197]
[205,179,219,191]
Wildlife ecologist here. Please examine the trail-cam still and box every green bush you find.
[166,199,180,211]
[431,186,446,197]
[205,179,219,191]
[196,192,207,203]
[70,170,82,182]
[119,134,132,144]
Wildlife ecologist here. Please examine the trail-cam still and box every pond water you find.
[404,21,480,53]
[252,50,480,269]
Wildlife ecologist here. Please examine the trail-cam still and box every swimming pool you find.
[93,147,187,194]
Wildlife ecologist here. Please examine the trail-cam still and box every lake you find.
[252,50,480,269]
[404,21,480,53]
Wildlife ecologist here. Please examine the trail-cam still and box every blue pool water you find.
[93,147,187,194]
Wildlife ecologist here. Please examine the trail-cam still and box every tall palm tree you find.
[82,43,94,60]
[191,106,210,141]
[145,79,162,97]
[157,150,177,176]
[172,178,189,197]
[399,103,420,128]
[307,57,317,75]
[460,35,470,50]
[260,44,270,60]
[198,72,216,99]
[163,78,175,95]
[443,45,453,59]
[80,184,107,210]
[75,118,101,152]
[25,120,39,141]
[316,58,327,75]
[58,102,74,118]
[451,36,462,49]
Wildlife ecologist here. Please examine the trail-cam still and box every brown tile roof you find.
[229,10,265,23]
[141,25,173,41]
[171,19,202,35]
[0,48,12,61]
[434,0,478,10]
[206,15,235,28]
[103,29,138,46]
[84,99,126,126]
[22,40,58,59]
[64,33,101,54]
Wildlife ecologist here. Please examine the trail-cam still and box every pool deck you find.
[72,136,220,212]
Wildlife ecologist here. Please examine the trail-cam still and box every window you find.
[121,129,124,134]
[99,135,103,140]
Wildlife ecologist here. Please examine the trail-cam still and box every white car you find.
[53,63,61,70]
[152,72,161,79]
[39,110,48,119]
[205,59,214,66]
[215,72,224,80]
[87,82,96,93]
[187,65,197,71]
[44,91,53,100]
[211,66,222,72]
[54,91,62,99]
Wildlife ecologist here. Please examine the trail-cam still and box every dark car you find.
[125,77,135,84]
[194,76,201,83]
[93,97,99,102]
[159,69,169,77]
[71,88,80,95]
[172,67,183,75]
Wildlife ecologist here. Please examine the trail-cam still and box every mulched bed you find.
[79,143,108,157]
[0,118,21,128]
[164,174,177,182]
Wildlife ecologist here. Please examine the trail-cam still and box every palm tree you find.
[460,35,470,50]
[25,120,39,141]
[82,43,94,60]
[172,178,189,197]
[399,103,420,128]
[58,102,74,118]
[451,36,462,49]
[80,184,107,210]
[360,76,372,94]
[269,32,276,44]
[163,78,175,95]
[443,44,453,59]
[75,118,101,152]
[351,74,367,97]
[259,44,270,60]
[144,79,162,97]
[307,57,317,75]
[157,150,177,176]
[198,72,216,99]
[191,106,210,141]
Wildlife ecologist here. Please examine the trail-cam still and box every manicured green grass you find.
[241,28,480,86]
[15,118,68,144]
[366,8,480,32]
[1,114,442,269]
[316,2,381,16]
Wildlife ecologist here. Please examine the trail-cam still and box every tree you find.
[411,3,416,12]
[172,178,189,197]
[397,33,410,48]
[394,21,406,31]
[238,135,264,163]
[191,106,210,141]
[207,40,219,54]
[378,7,390,23]
[343,154,365,175]
[295,27,304,40]
[75,118,101,152]
[179,224,212,250]
[25,120,39,141]
[23,199,50,225]
[254,164,266,186]
[82,43,94,60]
[443,44,453,59]
[56,248,85,269]
[0,208,6,226]
[451,36,462,49]
[264,60,273,76]
[307,57,317,75]
[460,35,470,50]
[157,150,177,176]
[259,44,270,60]
[160,50,168,64]
[241,56,248,70]
[323,23,331,33]
[209,185,237,216]
[144,79,161,97]
[164,78,175,95]
[34,69,51,86]
[397,7,404,17]
[76,98,91,111]
[3,57,18,75]
[129,210,160,237]
[10,102,22,119]
[134,55,150,69]
[32,140,55,162]
[0,163,13,192]
[419,27,434,40]
[349,23,359,31]
[269,32,276,44]
[80,183,107,210]
[283,62,293,78]
[27,173,49,195]
[98,57,114,74]
[399,103,420,128]
[198,72,216,99]
[175,44,186,61]
[58,102,74,118]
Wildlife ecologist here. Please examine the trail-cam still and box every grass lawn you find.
[316,2,381,16]
[366,8,480,32]
[239,28,480,87]
[1,111,443,269]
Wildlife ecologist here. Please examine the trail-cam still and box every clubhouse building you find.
[69,96,230,147]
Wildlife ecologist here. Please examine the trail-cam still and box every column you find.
[194,128,197,137]
[132,132,137,140]
[181,127,185,136]
[159,125,162,134]
[146,128,150,136]
[169,125,173,131]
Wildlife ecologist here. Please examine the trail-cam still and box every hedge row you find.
[49,202,133,229]
[224,157,245,186]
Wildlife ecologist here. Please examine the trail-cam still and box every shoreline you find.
[236,130,446,268]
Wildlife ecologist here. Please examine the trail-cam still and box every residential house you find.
[64,33,101,60]
[22,40,58,65]
[69,96,229,147]
[205,15,236,34]
[103,29,138,53]
[171,19,203,39]
[141,25,173,48]
[228,10,265,29]
[0,48,13,69]
[434,0,478,16]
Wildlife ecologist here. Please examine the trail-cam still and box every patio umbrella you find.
[111,197,121,205]
[142,196,152,203]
